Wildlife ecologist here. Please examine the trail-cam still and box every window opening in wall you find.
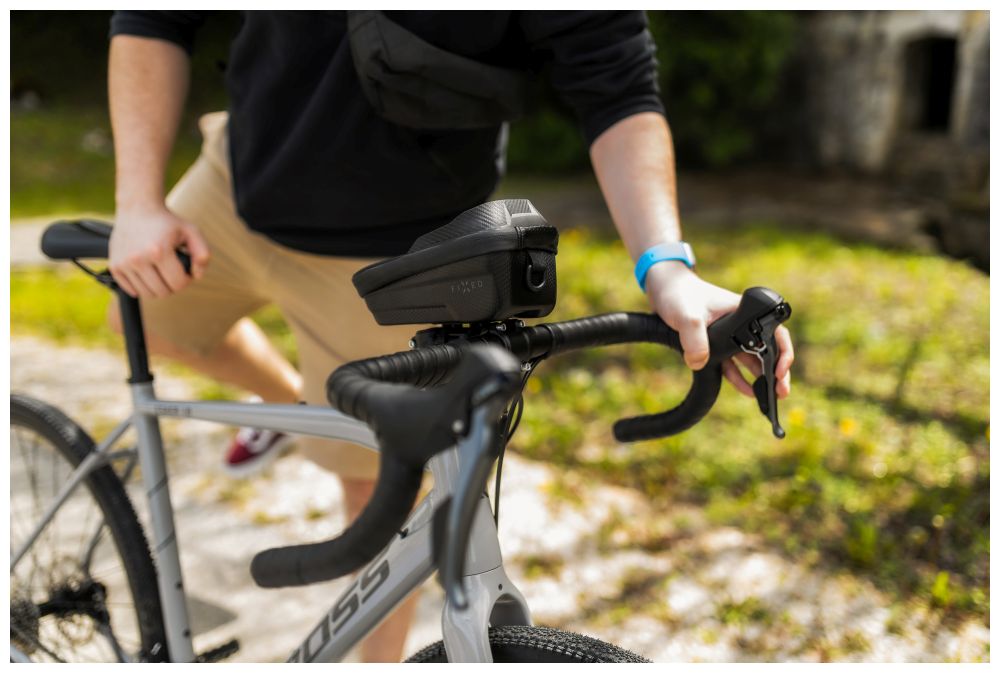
[901,36,958,133]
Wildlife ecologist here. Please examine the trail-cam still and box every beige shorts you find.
[143,112,416,480]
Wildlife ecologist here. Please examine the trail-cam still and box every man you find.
[107,10,794,662]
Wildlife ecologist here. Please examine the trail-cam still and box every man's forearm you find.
[588,112,682,261]
[109,35,190,210]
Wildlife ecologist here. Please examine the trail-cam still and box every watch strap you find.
[634,242,696,292]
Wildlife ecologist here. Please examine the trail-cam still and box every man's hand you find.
[644,261,794,400]
[109,206,210,299]
[589,112,794,399]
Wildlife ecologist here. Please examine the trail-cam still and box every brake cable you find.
[492,354,544,526]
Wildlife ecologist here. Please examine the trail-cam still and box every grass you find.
[716,597,773,626]
[10,221,989,626]
[11,105,205,218]
[9,266,294,401]
[11,268,116,347]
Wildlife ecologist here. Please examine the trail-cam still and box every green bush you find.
[507,10,799,172]
[648,11,797,167]
[506,104,589,174]
[11,10,234,110]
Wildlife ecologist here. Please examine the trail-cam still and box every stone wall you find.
[952,12,990,153]
[800,10,987,176]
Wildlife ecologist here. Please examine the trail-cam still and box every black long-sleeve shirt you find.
[111,11,664,256]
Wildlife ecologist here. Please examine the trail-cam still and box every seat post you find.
[115,288,153,384]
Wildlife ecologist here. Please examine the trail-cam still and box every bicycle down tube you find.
[129,388,387,662]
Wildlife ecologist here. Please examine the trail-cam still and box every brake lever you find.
[440,381,513,610]
[707,287,792,438]
[741,307,790,438]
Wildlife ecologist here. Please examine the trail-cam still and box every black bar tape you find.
[534,312,723,442]
[250,345,518,590]
[612,366,723,441]
[541,312,683,354]
[251,347,470,589]
[250,457,422,588]
[251,310,735,589]
[326,343,465,426]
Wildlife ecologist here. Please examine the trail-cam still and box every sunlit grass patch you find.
[11,105,203,218]
[716,596,773,626]
[10,268,299,391]
[11,267,116,348]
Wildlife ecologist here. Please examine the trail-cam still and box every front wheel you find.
[405,625,650,663]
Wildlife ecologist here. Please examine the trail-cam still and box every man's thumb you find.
[679,317,710,371]
[181,223,211,277]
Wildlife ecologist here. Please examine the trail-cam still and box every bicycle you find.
[10,200,791,662]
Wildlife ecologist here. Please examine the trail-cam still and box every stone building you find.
[796,10,988,268]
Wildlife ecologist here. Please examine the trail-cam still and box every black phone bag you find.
[353,199,558,326]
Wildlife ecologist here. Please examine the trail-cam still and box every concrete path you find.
[10,216,98,268]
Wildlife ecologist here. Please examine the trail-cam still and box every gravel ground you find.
[9,335,989,662]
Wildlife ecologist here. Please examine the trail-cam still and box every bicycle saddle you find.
[40,220,112,260]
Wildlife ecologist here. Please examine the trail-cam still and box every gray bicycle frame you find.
[11,380,531,663]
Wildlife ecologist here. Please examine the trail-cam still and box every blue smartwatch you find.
[634,242,696,292]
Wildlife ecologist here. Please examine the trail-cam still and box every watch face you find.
[683,242,695,265]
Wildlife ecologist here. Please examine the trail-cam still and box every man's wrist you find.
[644,258,695,290]
[115,165,167,211]
[634,241,696,292]
[115,191,166,214]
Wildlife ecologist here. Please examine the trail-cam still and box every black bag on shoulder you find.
[346,10,530,130]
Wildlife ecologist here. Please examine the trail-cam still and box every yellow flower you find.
[788,407,806,426]
[839,417,857,437]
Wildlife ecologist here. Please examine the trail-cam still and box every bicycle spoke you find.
[11,621,68,663]
[85,561,129,585]
[50,437,63,570]
[97,621,131,662]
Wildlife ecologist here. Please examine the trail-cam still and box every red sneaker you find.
[222,426,294,478]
